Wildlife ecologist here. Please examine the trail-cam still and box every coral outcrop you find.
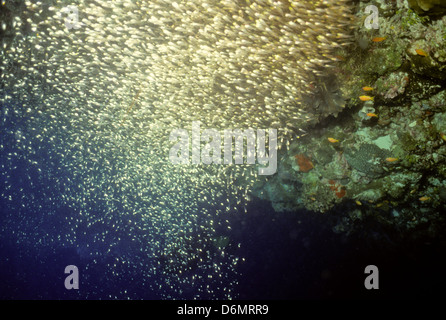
[253,1,446,241]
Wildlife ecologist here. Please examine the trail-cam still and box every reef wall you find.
[254,0,446,240]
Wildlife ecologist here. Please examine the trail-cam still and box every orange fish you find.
[362,86,374,91]
[415,49,428,57]
[366,112,378,118]
[327,137,339,143]
[385,157,398,162]
[419,196,430,201]
[360,95,374,101]
[372,37,386,42]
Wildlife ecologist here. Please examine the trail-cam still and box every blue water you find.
[1,99,445,300]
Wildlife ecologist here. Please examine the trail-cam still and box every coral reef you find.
[254,1,446,241]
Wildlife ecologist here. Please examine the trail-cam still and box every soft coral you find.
[328,179,346,198]
[295,154,314,172]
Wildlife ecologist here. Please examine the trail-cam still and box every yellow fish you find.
[327,137,339,143]
[355,200,362,206]
[362,86,374,91]
[415,48,428,57]
[419,196,430,201]
[372,37,386,42]
[440,132,446,142]
[366,112,378,118]
[385,157,398,162]
[360,95,374,101]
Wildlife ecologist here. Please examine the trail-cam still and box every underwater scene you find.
[1,0,446,300]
